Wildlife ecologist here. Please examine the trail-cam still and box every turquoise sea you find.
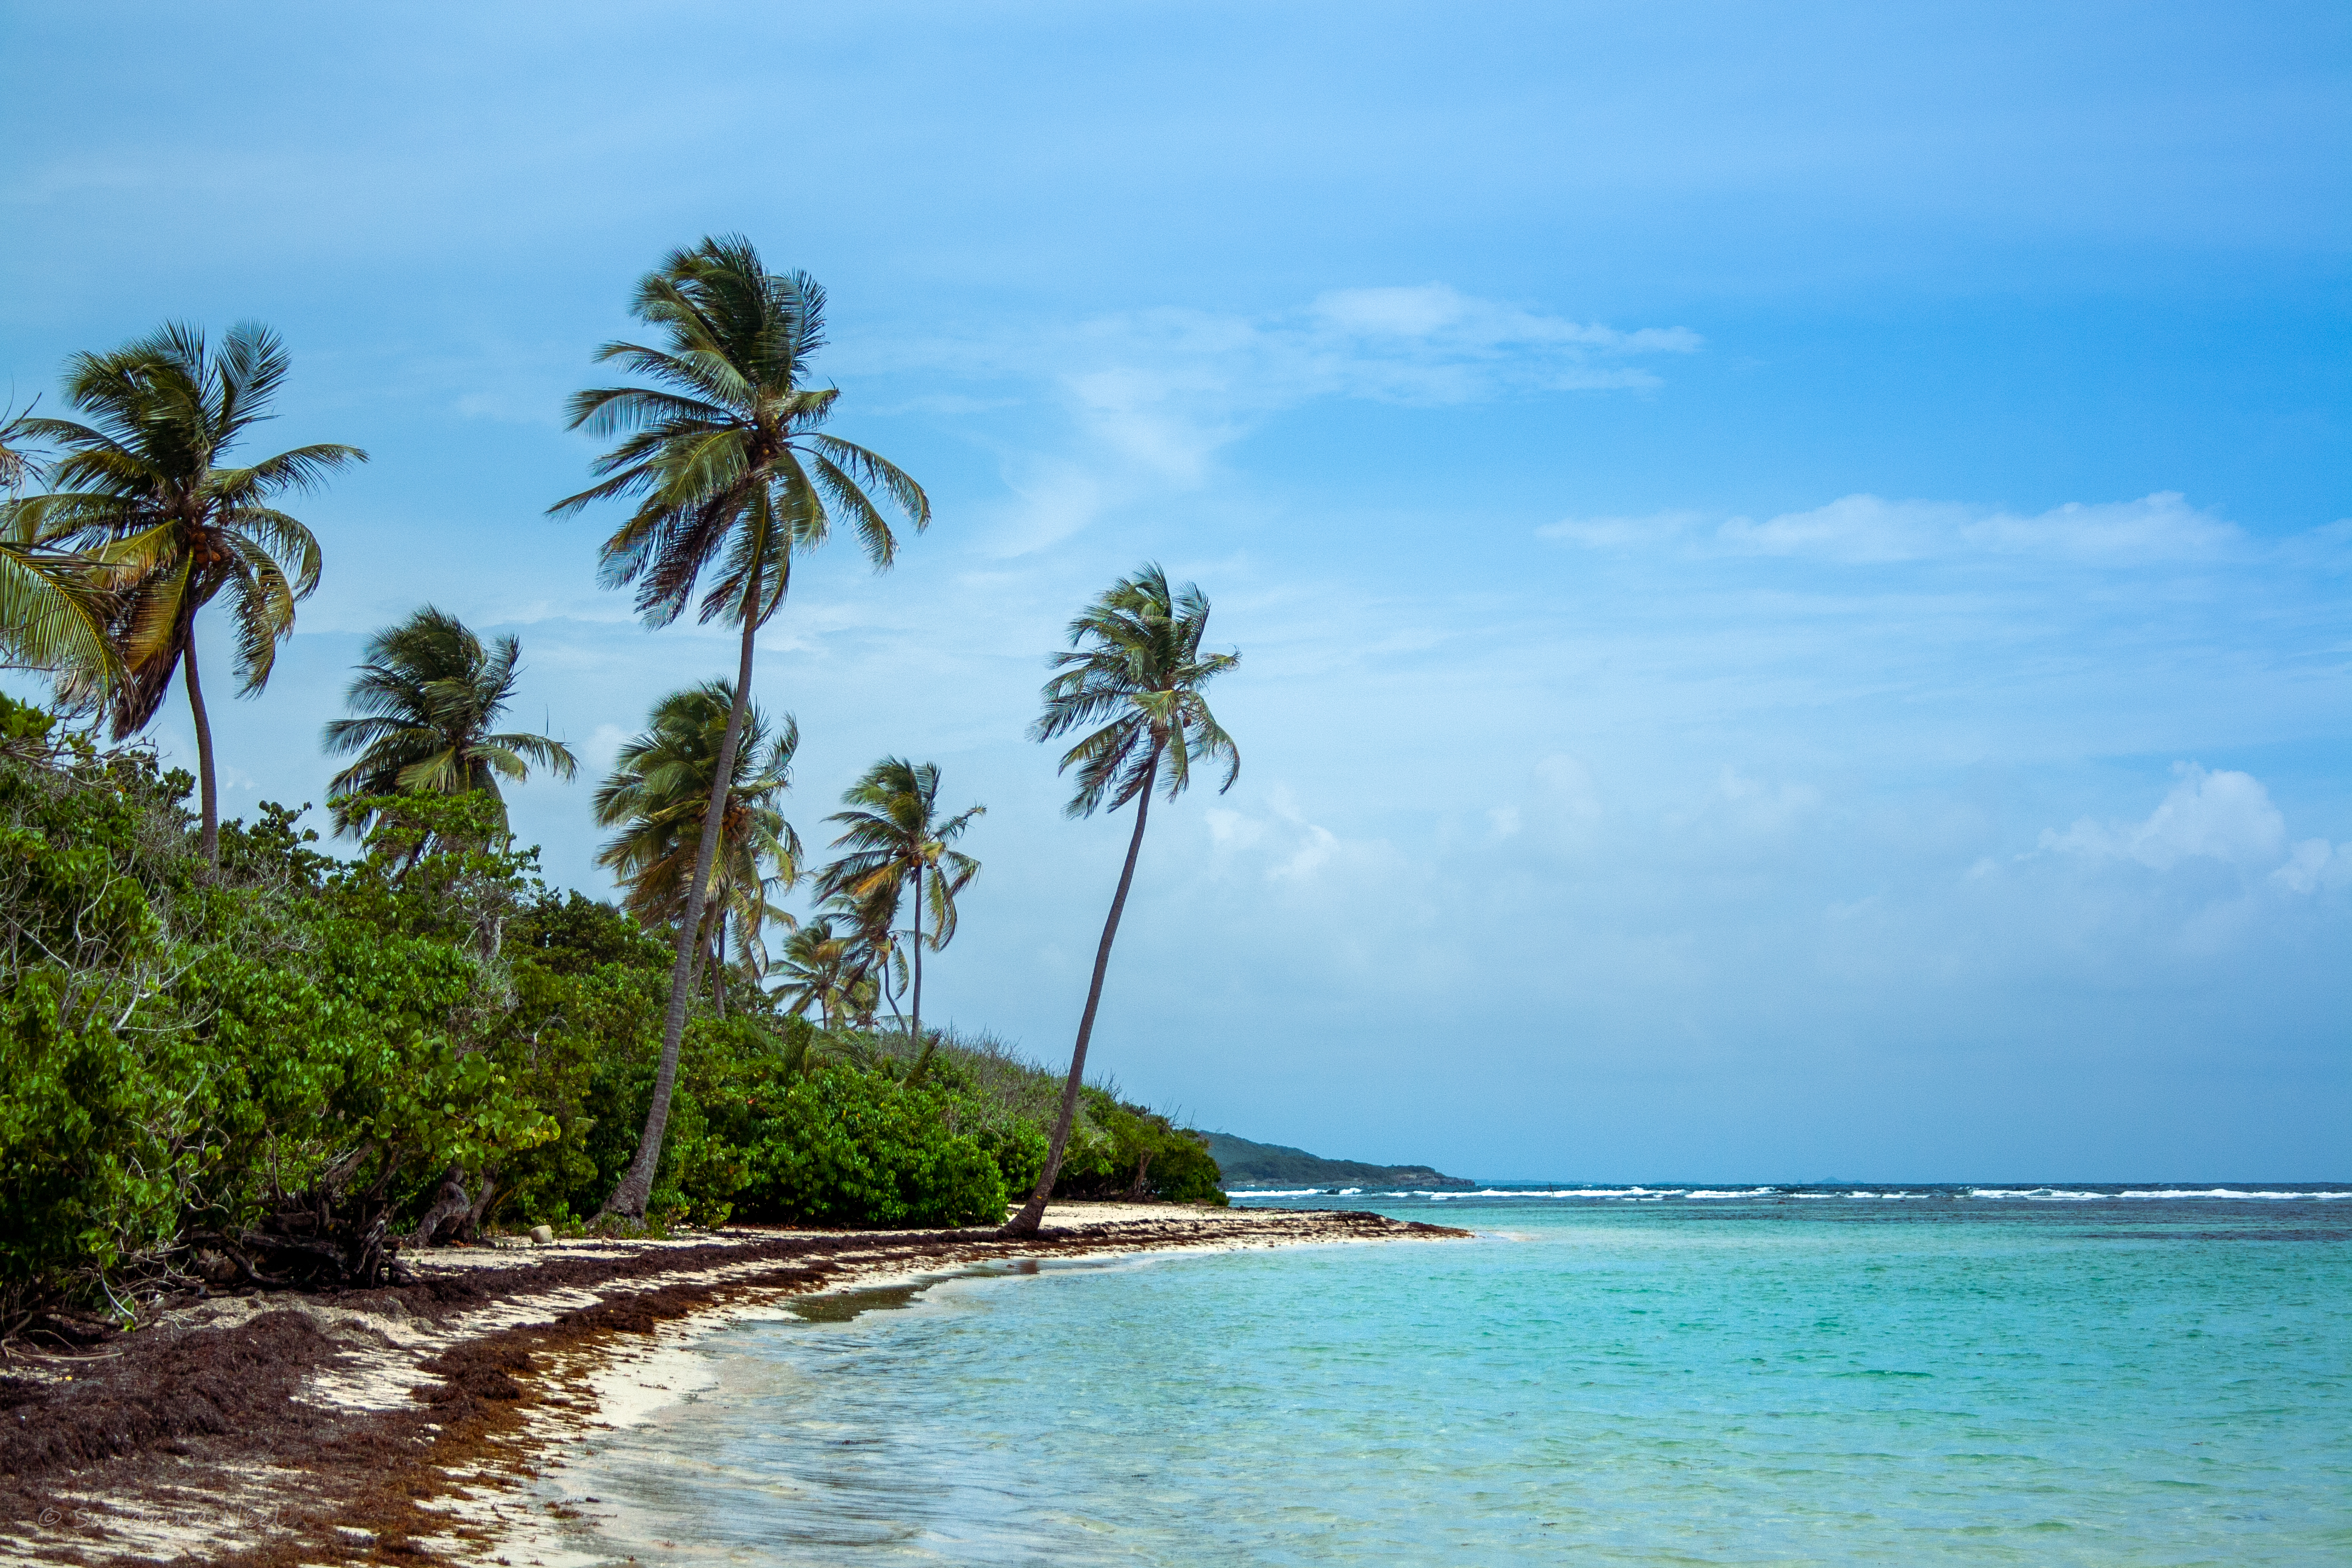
[542,1186,2351,1564]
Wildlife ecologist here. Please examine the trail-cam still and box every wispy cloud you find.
[1048,287,1695,477]
[1535,509,1707,550]
[1719,492,2241,565]
[1545,492,2254,566]
[861,284,1699,549]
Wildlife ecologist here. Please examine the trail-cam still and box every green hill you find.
[1204,1132,1474,1190]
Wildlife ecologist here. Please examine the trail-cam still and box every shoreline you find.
[3,1204,1467,1566]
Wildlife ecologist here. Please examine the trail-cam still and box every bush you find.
[0,741,567,1308]
[717,1063,1005,1229]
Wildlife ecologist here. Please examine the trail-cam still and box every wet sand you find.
[2,1203,1465,1566]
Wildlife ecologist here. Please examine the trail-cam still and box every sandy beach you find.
[2,1204,1465,1566]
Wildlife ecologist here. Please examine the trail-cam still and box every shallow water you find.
[542,1189,2352,1564]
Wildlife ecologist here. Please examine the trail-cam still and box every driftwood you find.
[408,1164,474,1249]
[186,1151,412,1290]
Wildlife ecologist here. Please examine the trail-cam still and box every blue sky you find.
[5,2,2347,1178]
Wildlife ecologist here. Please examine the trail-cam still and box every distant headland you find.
[1207,1132,1475,1190]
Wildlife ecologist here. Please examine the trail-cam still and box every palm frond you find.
[552,235,926,636]
[593,679,800,922]
[1034,563,1241,817]
[319,605,567,836]
[0,527,115,678]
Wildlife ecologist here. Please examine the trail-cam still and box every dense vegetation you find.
[0,692,1221,1333]
[1,232,1244,1331]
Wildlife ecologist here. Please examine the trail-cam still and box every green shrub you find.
[720,1063,1005,1228]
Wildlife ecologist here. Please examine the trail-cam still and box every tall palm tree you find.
[15,323,365,860]
[1004,565,1239,1236]
[815,759,982,1078]
[0,402,115,683]
[593,681,803,1016]
[554,235,927,1220]
[321,606,577,840]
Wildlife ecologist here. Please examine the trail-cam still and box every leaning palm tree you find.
[1004,565,1240,1236]
[593,681,803,1016]
[554,235,927,1220]
[0,403,116,683]
[15,323,365,860]
[815,759,982,1079]
[321,606,577,840]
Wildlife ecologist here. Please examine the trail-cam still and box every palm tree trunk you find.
[908,867,924,1072]
[708,907,728,1018]
[881,944,906,1034]
[183,636,220,864]
[601,614,758,1221]
[1004,759,1158,1236]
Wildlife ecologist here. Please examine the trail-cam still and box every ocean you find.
[535,1186,2351,1564]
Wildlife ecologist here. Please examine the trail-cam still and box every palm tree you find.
[815,759,982,1078]
[772,916,859,1029]
[0,402,116,684]
[1004,565,1239,1236]
[554,235,927,1220]
[321,606,577,840]
[593,681,803,1018]
[828,880,907,1032]
[15,323,365,861]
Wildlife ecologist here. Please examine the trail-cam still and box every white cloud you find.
[1544,491,2249,568]
[582,722,630,776]
[1536,509,1704,549]
[2038,763,2347,892]
[1252,787,1343,881]
[2270,838,2350,895]
[1716,494,1977,563]
[1270,818,1341,881]
[1202,805,1265,854]
[1306,283,1702,359]
[1083,287,1693,420]
[1716,491,2239,566]
[1203,788,1362,884]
